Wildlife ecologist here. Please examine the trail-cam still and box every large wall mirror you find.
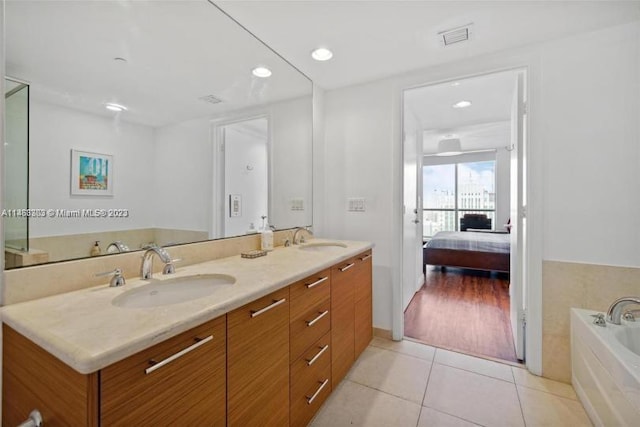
[3,0,313,269]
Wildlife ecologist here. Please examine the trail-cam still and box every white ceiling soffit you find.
[216,1,640,90]
[423,121,511,155]
[404,69,518,131]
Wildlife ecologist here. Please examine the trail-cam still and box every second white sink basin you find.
[112,274,236,309]
[298,241,348,252]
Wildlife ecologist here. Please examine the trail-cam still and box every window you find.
[423,160,496,238]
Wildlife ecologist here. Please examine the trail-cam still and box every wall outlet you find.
[348,198,366,212]
[290,198,304,211]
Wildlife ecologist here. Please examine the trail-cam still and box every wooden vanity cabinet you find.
[100,316,226,426]
[354,250,373,358]
[227,287,290,427]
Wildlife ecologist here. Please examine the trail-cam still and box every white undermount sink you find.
[614,323,640,357]
[298,241,348,252]
[112,274,236,309]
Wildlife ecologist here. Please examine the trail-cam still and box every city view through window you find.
[423,161,496,238]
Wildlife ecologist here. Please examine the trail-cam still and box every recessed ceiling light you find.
[443,133,458,139]
[450,82,460,87]
[252,67,272,78]
[452,100,472,109]
[311,47,333,61]
[105,103,127,112]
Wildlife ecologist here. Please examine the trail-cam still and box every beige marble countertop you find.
[1,239,373,374]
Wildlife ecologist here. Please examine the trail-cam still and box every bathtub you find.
[571,308,640,426]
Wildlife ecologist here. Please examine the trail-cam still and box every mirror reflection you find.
[3,0,313,269]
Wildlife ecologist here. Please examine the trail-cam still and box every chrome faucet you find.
[292,227,313,245]
[140,245,175,279]
[606,296,640,325]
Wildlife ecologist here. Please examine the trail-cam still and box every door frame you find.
[210,113,272,240]
[394,59,542,375]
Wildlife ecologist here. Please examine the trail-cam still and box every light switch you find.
[348,198,366,212]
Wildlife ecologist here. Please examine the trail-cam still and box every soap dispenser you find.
[260,216,274,251]
[90,241,102,256]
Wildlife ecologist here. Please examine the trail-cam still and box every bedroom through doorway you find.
[401,69,527,365]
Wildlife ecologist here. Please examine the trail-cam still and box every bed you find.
[423,230,511,273]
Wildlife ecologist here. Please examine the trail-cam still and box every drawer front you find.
[227,287,290,427]
[290,344,331,427]
[291,331,331,387]
[290,299,330,362]
[101,316,226,427]
[331,259,356,387]
[290,268,331,309]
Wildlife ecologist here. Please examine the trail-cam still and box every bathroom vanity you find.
[2,241,373,427]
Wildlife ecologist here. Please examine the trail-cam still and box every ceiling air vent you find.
[438,23,474,46]
[198,94,223,105]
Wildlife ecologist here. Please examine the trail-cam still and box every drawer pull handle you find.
[145,335,213,375]
[339,263,355,272]
[251,298,287,318]
[306,310,329,327]
[359,254,372,261]
[306,276,329,289]
[306,344,329,366]
[307,378,330,405]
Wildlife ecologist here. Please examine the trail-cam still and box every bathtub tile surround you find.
[2,230,295,305]
[542,260,640,383]
[311,338,590,426]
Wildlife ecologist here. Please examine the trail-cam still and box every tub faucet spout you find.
[606,296,640,325]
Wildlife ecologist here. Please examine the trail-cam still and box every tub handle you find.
[592,313,606,327]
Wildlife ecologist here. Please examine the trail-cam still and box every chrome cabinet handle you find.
[306,310,329,327]
[306,344,329,366]
[306,276,329,289]
[145,335,213,374]
[307,379,329,405]
[339,263,355,272]
[250,298,286,318]
[359,254,372,261]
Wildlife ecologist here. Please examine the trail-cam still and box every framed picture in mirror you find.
[71,149,113,196]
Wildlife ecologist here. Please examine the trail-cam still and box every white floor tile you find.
[512,366,577,400]
[418,407,481,427]
[517,385,592,426]
[423,363,524,427]
[310,380,422,427]
[434,348,515,382]
[347,345,432,403]
[370,337,436,361]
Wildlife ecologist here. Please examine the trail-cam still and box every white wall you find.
[322,20,640,331]
[153,118,212,233]
[223,123,268,236]
[540,21,640,267]
[29,100,156,237]
[324,80,396,329]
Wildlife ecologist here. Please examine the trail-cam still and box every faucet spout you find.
[606,296,640,325]
[140,245,175,280]
[292,227,313,245]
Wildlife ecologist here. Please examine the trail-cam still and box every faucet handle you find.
[591,313,606,327]
[162,258,182,275]
[96,268,126,287]
[623,311,636,322]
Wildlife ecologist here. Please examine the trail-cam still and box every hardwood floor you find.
[404,266,518,363]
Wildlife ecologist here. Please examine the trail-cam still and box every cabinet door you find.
[227,287,290,427]
[354,251,373,358]
[331,257,356,387]
[100,316,226,426]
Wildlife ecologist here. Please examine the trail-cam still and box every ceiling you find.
[5,1,311,128]
[217,0,640,90]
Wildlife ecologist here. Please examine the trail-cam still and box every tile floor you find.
[310,337,592,427]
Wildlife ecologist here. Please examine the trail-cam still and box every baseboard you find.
[373,327,392,340]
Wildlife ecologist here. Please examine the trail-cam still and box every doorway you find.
[212,116,269,239]
[401,69,527,364]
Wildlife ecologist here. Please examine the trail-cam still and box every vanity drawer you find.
[290,333,332,427]
[100,316,226,427]
[290,299,331,362]
[290,268,331,313]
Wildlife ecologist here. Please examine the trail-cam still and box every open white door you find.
[510,72,526,361]
[402,113,425,313]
